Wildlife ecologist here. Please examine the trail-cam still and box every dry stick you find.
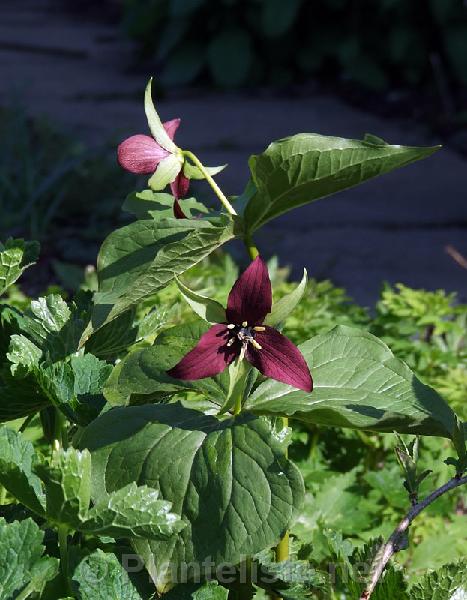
[445,244,467,270]
[360,474,467,600]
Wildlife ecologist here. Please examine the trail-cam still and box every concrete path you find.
[1,1,466,305]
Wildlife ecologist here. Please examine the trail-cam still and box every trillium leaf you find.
[264,269,307,327]
[86,216,235,333]
[245,325,457,437]
[35,447,92,529]
[0,426,45,515]
[103,321,230,407]
[148,153,183,191]
[80,403,304,593]
[0,518,59,600]
[82,482,184,540]
[244,133,440,233]
[176,278,226,323]
[71,549,145,600]
[144,78,178,153]
[123,190,209,220]
[183,162,227,180]
[0,238,39,296]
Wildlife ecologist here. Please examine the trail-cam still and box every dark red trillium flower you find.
[117,118,190,218]
[167,257,313,392]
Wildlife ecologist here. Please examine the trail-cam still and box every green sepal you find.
[176,277,226,323]
[264,269,307,327]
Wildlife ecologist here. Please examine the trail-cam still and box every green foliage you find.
[79,403,304,592]
[0,517,59,599]
[0,239,39,296]
[243,134,439,233]
[120,0,467,105]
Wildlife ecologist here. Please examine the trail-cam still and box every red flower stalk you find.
[168,257,313,392]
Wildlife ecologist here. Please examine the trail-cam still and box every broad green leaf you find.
[245,325,457,437]
[87,215,235,332]
[35,447,91,528]
[84,309,138,360]
[409,561,467,599]
[80,403,304,593]
[71,549,144,600]
[103,321,230,407]
[0,367,50,422]
[244,133,440,233]
[148,153,183,191]
[0,238,39,296]
[191,581,229,600]
[264,269,307,327]
[176,277,226,323]
[144,78,178,153]
[0,426,45,514]
[123,190,209,220]
[183,162,227,180]
[82,482,184,540]
[7,334,42,373]
[0,517,57,600]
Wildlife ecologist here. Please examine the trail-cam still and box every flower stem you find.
[245,233,259,260]
[182,150,237,216]
[275,416,290,564]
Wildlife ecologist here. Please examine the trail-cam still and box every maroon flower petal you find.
[173,199,187,219]
[170,171,190,199]
[226,256,272,326]
[246,326,313,392]
[163,118,181,140]
[167,324,237,380]
[117,134,170,174]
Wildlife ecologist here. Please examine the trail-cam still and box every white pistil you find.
[242,321,248,327]
[227,323,235,329]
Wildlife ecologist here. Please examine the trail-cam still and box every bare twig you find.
[360,474,467,600]
[445,245,467,270]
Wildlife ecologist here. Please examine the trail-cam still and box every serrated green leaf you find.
[35,447,91,528]
[0,517,56,600]
[82,482,184,540]
[176,278,226,323]
[244,133,440,233]
[144,78,178,153]
[264,269,307,327]
[245,325,457,437]
[80,403,304,593]
[409,561,467,599]
[7,334,42,373]
[192,581,229,600]
[0,426,45,514]
[103,321,230,407]
[71,549,144,600]
[0,238,39,296]
[148,153,183,191]
[87,216,235,333]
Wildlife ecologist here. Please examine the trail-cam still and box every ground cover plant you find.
[0,79,466,599]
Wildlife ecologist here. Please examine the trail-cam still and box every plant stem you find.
[53,409,68,451]
[245,233,259,260]
[275,416,290,564]
[58,525,71,593]
[360,474,467,599]
[182,150,237,216]
[15,581,36,600]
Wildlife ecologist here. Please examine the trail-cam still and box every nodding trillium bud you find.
[167,256,313,392]
[117,78,225,219]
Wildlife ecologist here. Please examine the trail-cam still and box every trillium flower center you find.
[226,321,265,351]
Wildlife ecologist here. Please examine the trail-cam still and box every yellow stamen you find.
[242,321,248,327]
[251,340,262,350]
[253,326,265,332]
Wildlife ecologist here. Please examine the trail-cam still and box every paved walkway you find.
[1,2,466,305]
